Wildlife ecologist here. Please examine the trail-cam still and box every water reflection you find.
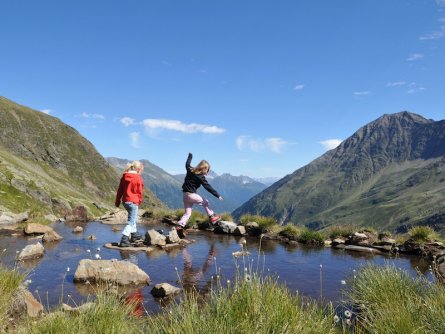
[0,221,435,314]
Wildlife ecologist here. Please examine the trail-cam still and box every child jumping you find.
[115,160,144,247]
[177,152,223,234]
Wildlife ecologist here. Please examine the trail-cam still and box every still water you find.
[0,221,432,314]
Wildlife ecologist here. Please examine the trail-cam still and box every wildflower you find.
[333,315,340,323]
[174,267,178,271]
[344,310,352,318]
[2,249,6,253]
[245,274,252,282]
[96,247,101,252]
[320,264,323,269]
[24,279,32,286]
[346,319,352,326]
[242,239,246,245]
[227,280,231,284]
[86,249,91,253]
[66,267,70,272]
[16,250,19,254]
[341,280,346,285]
[95,254,101,259]
[429,265,433,272]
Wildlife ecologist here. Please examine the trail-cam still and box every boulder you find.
[18,242,45,261]
[167,227,181,244]
[344,245,384,254]
[65,206,88,222]
[72,226,83,233]
[435,254,445,283]
[100,210,128,225]
[331,238,346,247]
[73,259,150,285]
[24,223,53,235]
[150,283,180,298]
[144,229,167,246]
[0,211,28,225]
[42,229,63,242]
[214,221,238,234]
[62,302,94,314]
[10,286,43,318]
[233,225,246,236]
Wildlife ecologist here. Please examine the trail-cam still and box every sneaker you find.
[210,215,221,225]
[175,226,187,239]
[130,232,143,243]
[119,235,132,247]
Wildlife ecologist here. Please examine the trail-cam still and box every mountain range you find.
[233,112,445,234]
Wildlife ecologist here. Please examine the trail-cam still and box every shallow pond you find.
[0,221,432,314]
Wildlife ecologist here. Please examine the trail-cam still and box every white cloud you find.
[81,112,105,120]
[386,81,406,87]
[40,109,51,114]
[142,119,225,134]
[129,132,140,148]
[407,53,424,61]
[319,139,342,150]
[353,91,370,96]
[293,84,305,91]
[120,117,136,127]
[236,135,293,154]
[436,0,445,7]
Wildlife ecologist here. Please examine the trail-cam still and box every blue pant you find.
[122,202,138,237]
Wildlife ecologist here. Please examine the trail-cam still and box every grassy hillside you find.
[0,97,164,220]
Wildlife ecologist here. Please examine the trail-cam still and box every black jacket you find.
[181,153,220,198]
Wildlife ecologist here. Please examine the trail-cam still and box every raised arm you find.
[185,152,193,171]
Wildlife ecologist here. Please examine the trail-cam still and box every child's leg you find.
[122,202,138,236]
[178,193,195,227]
[188,192,214,216]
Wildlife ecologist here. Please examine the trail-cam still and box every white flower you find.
[344,310,352,318]
[96,247,101,252]
[341,280,346,285]
[346,319,352,326]
[333,315,340,323]
[242,239,246,245]
[66,267,70,272]
[227,280,231,284]
[95,254,101,259]
[86,249,91,253]
[320,264,323,268]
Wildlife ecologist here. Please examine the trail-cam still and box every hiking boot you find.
[176,226,187,239]
[130,232,143,243]
[119,235,132,247]
[209,215,221,225]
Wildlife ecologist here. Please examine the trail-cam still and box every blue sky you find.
[1,1,445,178]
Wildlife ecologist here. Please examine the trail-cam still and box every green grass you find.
[239,214,277,230]
[297,228,325,245]
[279,224,302,240]
[0,262,26,331]
[325,224,356,239]
[408,226,440,243]
[20,292,144,334]
[345,264,445,334]
[146,275,338,334]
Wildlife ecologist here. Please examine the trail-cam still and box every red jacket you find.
[115,172,144,206]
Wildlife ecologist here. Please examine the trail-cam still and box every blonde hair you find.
[124,160,144,173]
[191,160,210,175]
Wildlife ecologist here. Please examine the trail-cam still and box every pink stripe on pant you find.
[178,192,214,227]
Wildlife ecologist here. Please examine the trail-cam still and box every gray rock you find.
[145,229,167,246]
[42,229,63,242]
[18,242,45,261]
[100,210,128,225]
[167,227,181,243]
[24,223,53,235]
[73,259,150,285]
[9,286,43,318]
[72,226,83,233]
[214,221,238,234]
[151,283,180,298]
[0,211,28,225]
[234,225,246,236]
[344,245,383,254]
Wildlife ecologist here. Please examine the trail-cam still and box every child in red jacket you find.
[115,161,144,247]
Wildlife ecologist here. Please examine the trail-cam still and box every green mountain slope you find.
[0,97,164,220]
[233,112,445,233]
